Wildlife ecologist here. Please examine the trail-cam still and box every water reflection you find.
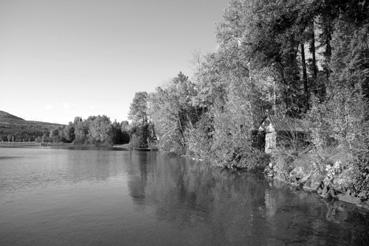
[127,152,369,246]
[0,148,369,246]
[0,149,127,192]
[127,152,149,203]
[65,150,124,183]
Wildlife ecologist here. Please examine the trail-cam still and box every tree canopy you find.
[128,0,369,192]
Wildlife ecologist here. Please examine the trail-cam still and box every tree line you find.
[47,115,130,146]
[129,0,369,195]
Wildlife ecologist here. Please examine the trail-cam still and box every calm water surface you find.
[0,147,369,246]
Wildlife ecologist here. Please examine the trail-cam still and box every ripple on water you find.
[0,148,369,246]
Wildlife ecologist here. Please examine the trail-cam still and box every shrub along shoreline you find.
[265,146,369,210]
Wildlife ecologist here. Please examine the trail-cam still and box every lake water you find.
[0,147,369,246]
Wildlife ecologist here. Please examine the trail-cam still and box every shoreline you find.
[1,143,367,210]
[269,174,369,211]
[0,142,158,152]
[186,153,369,211]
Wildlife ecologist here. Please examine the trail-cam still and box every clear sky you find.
[0,0,228,124]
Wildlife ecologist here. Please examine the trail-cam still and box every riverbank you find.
[184,147,369,211]
[113,143,158,151]
[0,142,119,150]
[268,174,369,210]
[0,142,42,147]
[0,141,158,152]
[264,148,369,210]
[2,141,367,210]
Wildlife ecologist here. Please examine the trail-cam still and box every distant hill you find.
[0,110,63,141]
[0,110,25,123]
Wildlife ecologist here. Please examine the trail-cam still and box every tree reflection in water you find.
[126,152,369,246]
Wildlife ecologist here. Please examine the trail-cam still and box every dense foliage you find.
[47,115,130,146]
[129,1,369,195]
[128,92,156,149]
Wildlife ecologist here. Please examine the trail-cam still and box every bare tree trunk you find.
[322,16,332,79]
[301,42,309,109]
[310,20,318,80]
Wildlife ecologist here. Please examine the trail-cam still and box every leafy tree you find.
[87,115,113,144]
[128,0,369,183]
[129,92,148,124]
[49,128,61,142]
[111,121,130,144]
[73,117,88,144]
[148,72,199,154]
[121,120,130,132]
[129,123,151,149]
[62,123,75,143]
